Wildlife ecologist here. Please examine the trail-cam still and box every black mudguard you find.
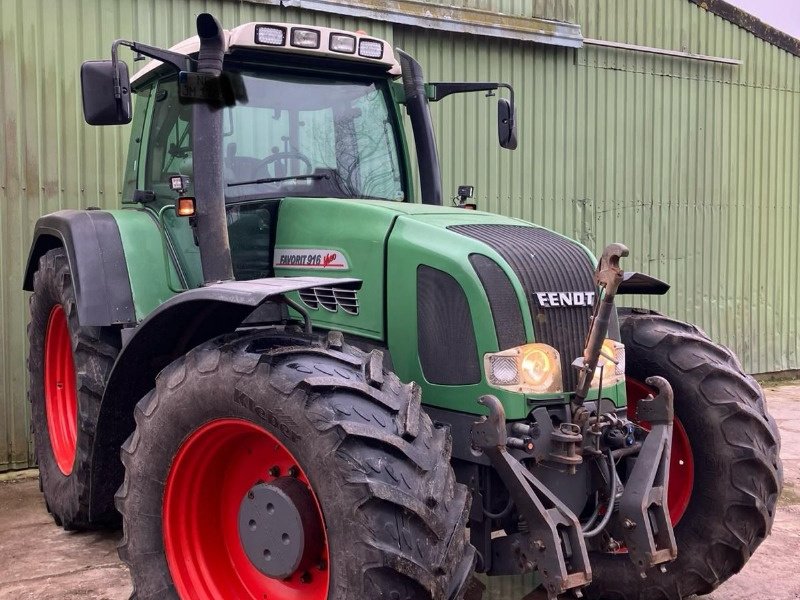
[88,276,360,520]
[23,210,136,326]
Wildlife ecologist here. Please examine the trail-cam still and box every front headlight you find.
[598,339,625,378]
[485,343,562,393]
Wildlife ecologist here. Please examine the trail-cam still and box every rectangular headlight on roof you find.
[255,25,286,46]
[291,28,320,49]
[358,39,384,59]
[329,33,356,54]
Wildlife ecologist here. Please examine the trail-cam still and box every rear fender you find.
[89,276,360,520]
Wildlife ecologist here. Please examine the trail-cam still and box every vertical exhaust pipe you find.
[397,49,442,206]
[192,13,234,283]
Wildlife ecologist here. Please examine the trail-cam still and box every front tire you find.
[28,248,121,529]
[586,309,782,599]
[116,330,475,599]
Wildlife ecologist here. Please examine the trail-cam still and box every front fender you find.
[88,276,359,520]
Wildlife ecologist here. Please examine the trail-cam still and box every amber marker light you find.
[176,197,196,217]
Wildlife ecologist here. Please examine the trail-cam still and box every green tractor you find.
[24,13,781,600]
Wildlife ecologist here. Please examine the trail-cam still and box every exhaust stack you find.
[192,13,234,283]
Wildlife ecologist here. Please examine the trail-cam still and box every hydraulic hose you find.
[583,450,618,538]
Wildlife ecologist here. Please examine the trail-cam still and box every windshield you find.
[225,71,404,202]
[142,71,405,203]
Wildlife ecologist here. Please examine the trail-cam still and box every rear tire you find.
[27,248,121,529]
[116,330,476,599]
[586,309,782,599]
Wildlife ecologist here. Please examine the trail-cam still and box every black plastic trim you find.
[23,210,136,327]
[618,271,670,295]
[469,253,527,351]
[417,265,480,385]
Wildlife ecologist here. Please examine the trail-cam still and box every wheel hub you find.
[238,476,323,580]
[44,304,78,475]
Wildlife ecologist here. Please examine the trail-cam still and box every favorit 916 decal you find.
[273,248,350,270]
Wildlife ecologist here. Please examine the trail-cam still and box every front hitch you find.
[617,376,678,575]
[472,395,592,599]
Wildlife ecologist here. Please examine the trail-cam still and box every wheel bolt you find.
[317,559,327,571]
[300,571,312,583]
[268,466,280,478]
[288,466,299,478]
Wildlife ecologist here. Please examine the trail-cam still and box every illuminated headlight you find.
[255,25,286,46]
[485,343,562,393]
[598,339,625,378]
[358,39,384,59]
[330,33,356,54]
[291,28,320,49]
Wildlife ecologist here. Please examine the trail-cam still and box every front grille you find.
[299,287,359,315]
[450,224,596,390]
[417,265,481,385]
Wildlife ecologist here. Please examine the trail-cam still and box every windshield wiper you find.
[227,174,330,188]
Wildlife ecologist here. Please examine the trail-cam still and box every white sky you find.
[728,0,800,40]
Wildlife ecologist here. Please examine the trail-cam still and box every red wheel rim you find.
[626,378,694,525]
[163,419,330,600]
[44,305,78,475]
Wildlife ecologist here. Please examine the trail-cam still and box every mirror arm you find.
[428,81,501,101]
[428,81,515,102]
[111,39,195,96]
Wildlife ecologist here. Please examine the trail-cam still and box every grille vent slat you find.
[450,224,596,391]
[298,286,359,315]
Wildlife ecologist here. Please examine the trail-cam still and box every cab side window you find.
[145,78,193,202]
[122,85,151,201]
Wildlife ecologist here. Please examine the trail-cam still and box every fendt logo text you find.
[535,291,596,307]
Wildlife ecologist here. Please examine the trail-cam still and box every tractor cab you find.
[116,23,412,285]
[127,25,409,207]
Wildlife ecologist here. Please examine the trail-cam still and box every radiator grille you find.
[417,265,481,385]
[469,254,527,351]
[450,224,596,390]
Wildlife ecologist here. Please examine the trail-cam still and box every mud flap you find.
[617,376,678,575]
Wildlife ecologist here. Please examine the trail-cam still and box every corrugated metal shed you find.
[1,0,799,475]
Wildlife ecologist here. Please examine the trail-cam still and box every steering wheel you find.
[253,151,313,179]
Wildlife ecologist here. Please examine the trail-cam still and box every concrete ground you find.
[0,384,798,600]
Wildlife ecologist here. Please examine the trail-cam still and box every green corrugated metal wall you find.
[1,0,799,473]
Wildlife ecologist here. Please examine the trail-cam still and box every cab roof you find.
[131,21,401,84]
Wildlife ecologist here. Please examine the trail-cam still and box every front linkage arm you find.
[618,376,678,575]
[472,396,592,599]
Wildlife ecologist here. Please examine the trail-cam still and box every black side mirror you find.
[498,97,517,150]
[80,60,132,125]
